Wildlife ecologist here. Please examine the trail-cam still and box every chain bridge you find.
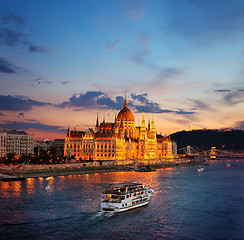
[177,146,244,158]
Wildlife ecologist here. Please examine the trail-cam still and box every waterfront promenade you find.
[0,159,197,178]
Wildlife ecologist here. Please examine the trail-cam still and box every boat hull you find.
[101,199,150,213]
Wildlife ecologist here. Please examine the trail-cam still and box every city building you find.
[64,97,175,164]
[0,131,7,158]
[51,139,65,157]
[0,129,34,157]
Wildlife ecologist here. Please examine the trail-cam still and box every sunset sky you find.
[1,0,244,141]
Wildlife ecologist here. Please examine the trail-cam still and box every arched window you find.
[101,144,103,149]
[105,144,107,149]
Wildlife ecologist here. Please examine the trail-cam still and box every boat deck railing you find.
[101,191,148,203]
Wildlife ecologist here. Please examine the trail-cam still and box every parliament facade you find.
[64,97,175,164]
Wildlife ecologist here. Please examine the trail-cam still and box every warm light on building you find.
[64,96,175,164]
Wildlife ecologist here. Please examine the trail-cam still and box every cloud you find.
[232,121,244,130]
[1,13,25,27]
[0,57,18,73]
[0,121,65,132]
[61,81,69,85]
[27,43,47,53]
[17,112,24,118]
[105,39,121,50]
[0,13,47,53]
[223,91,244,105]
[97,96,123,110]
[33,77,43,82]
[158,68,182,81]
[188,99,211,110]
[65,91,104,107]
[175,109,195,115]
[127,7,145,20]
[130,93,173,113]
[0,28,47,53]
[0,95,51,111]
[59,91,195,115]
[132,34,150,65]
[59,91,123,110]
[32,78,52,85]
[0,112,5,116]
[215,89,231,93]
[239,89,244,92]
[0,28,25,46]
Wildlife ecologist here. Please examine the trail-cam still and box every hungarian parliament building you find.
[64,97,176,164]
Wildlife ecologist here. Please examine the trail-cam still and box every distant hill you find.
[170,129,244,151]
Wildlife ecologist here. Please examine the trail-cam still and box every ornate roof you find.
[100,122,114,132]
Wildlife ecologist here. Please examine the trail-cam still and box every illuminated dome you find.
[116,96,135,122]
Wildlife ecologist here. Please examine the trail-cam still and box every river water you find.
[0,159,244,240]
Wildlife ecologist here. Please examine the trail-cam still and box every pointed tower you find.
[140,111,147,140]
[138,111,148,160]
[148,113,157,159]
[95,114,99,133]
[151,113,155,132]
[114,114,119,134]
[67,126,70,137]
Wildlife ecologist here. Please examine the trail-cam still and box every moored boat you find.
[100,182,154,213]
[134,165,156,172]
[0,174,25,182]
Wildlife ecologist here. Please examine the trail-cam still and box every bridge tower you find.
[210,147,216,159]
[187,145,191,155]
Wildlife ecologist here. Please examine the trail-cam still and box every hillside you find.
[170,129,244,151]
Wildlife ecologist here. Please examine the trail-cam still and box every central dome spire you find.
[124,94,127,108]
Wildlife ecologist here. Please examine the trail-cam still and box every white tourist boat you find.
[197,166,204,173]
[225,162,231,168]
[100,182,154,213]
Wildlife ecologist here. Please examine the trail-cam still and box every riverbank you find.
[0,160,200,179]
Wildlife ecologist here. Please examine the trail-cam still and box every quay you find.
[0,159,199,179]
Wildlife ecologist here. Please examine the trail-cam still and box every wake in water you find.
[89,211,115,221]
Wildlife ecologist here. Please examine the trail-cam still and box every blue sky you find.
[1,0,244,140]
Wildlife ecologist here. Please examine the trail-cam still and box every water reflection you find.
[26,177,35,195]
[0,181,23,198]
[0,160,243,239]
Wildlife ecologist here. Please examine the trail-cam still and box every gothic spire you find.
[151,113,155,131]
[141,111,146,129]
[96,113,99,128]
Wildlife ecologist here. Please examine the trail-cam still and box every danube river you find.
[0,159,243,239]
